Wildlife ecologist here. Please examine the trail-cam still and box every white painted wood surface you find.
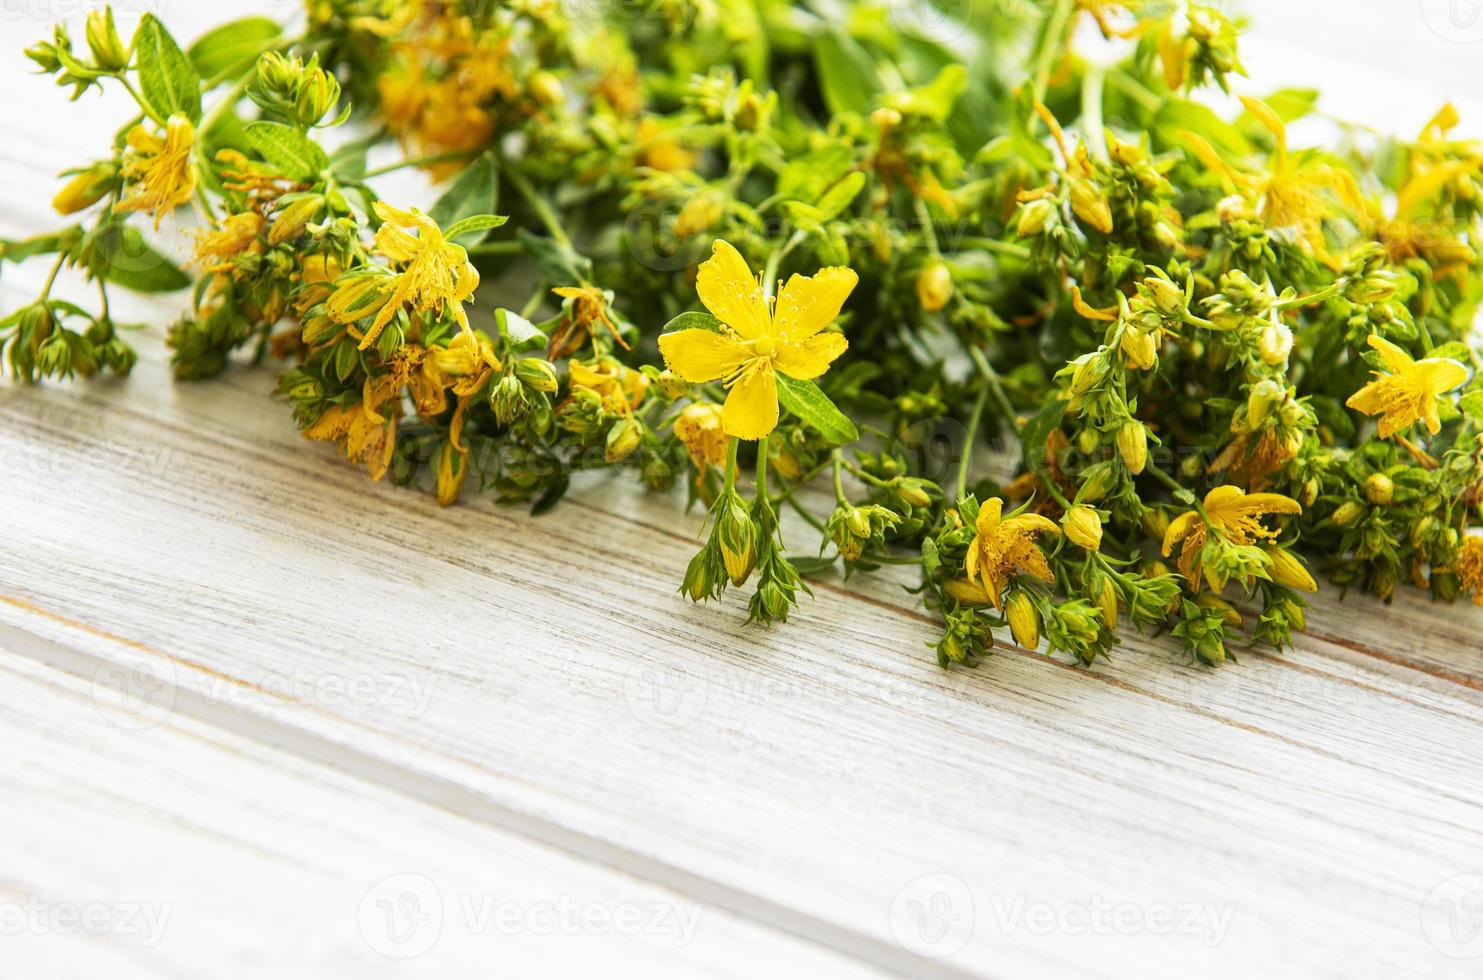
[3,3,1483,977]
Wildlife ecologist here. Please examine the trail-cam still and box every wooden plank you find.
[0,650,881,978]
[4,313,1483,978]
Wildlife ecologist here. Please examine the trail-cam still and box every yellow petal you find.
[773,332,848,380]
[1005,512,1060,537]
[976,496,1004,538]
[1417,357,1468,396]
[721,362,778,440]
[1366,334,1415,373]
[1162,510,1201,557]
[773,267,858,340]
[1345,379,1388,417]
[696,239,771,341]
[658,329,748,383]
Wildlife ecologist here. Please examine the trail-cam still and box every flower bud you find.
[1144,276,1185,317]
[717,494,756,585]
[1332,500,1366,527]
[1364,473,1394,505]
[1069,353,1108,394]
[943,578,993,606]
[1265,547,1317,592]
[1097,578,1119,630]
[490,375,528,426]
[1016,198,1056,238]
[1069,178,1113,234]
[52,161,116,215]
[1116,420,1148,474]
[435,442,467,506]
[1119,327,1158,371]
[681,549,714,601]
[528,70,565,107]
[1006,591,1040,650]
[915,260,953,313]
[85,8,128,72]
[516,357,559,394]
[675,193,723,238]
[1194,594,1242,626]
[269,195,324,245]
[894,478,933,510]
[1258,321,1293,365]
[1246,379,1285,428]
[605,416,644,463]
[1062,505,1103,552]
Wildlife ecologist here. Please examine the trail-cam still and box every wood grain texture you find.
[2,3,1483,978]
[0,651,877,979]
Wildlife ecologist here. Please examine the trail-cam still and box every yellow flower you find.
[192,212,264,273]
[673,402,728,468]
[1345,334,1467,439]
[658,239,855,440]
[1162,485,1302,589]
[963,496,1060,610]
[335,201,480,350]
[549,285,628,358]
[1183,97,1364,267]
[117,114,197,229]
[1458,535,1483,606]
[568,357,649,414]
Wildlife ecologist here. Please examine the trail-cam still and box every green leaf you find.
[244,122,328,180]
[814,31,881,116]
[443,214,509,243]
[134,14,202,123]
[90,223,190,293]
[1021,398,1066,475]
[188,17,281,85]
[1459,389,1483,423]
[517,229,592,285]
[777,143,854,203]
[429,154,500,239]
[775,372,859,445]
[1429,341,1471,362]
[497,308,545,350]
[660,311,722,334]
[815,171,866,220]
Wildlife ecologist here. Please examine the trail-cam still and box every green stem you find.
[831,449,849,505]
[957,382,990,500]
[914,198,941,256]
[1145,462,1185,497]
[520,277,548,319]
[724,437,740,491]
[956,237,1032,260]
[38,252,67,302]
[1030,0,1076,125]
[763,231,805,298]
[1081,64,1108,162]
[468,240,524,257]
[361,150,479,180]
[117,76,159,124]
[784,494,827,533]
[503,162,576,256]
[967,345,1020,433]
[755,434,770,498]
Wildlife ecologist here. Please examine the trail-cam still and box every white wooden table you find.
[3,3,1483,977]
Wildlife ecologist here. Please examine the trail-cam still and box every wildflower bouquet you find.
[8,0,1483,668]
